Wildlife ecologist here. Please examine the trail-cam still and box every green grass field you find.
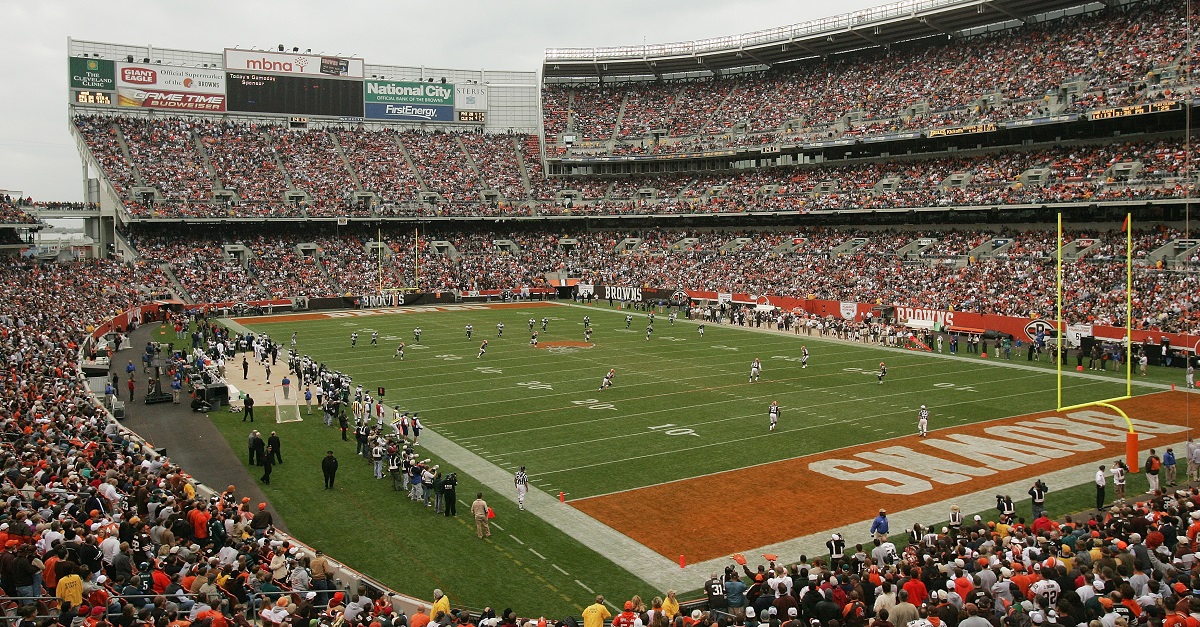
[196,302,1166,615]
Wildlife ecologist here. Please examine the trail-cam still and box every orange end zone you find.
[571,391,1190,562]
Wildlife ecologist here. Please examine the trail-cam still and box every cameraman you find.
[443,473,457,517]
[1028,480,1047,519]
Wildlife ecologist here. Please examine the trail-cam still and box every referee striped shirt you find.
[514,470,529,486]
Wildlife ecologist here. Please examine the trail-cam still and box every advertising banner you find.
[69,57,115,91]
[364,80,454,105]
[454,84,488,111]
[364,102,455,122]
[116,63,226,111]
[224,49,364,79]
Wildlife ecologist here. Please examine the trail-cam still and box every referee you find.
[514,466,529,511]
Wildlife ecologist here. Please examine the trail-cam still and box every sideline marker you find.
[680,554,686,569]
[559,491,565,503]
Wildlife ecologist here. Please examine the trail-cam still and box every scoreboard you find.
[68,51,494,125]
[225,73,363,117]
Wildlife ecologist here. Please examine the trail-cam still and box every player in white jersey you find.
[529,318,536,331]
[350,332,358,347]
[290,332,297,349]
[801,346,810,368]
[645,324,653,341]
[530,332,538,347]
[1189,365,1195,389]
[769,401,780,431]
[918,405,929,437]
[465,324,473,339]
[497,322,504,337]
[668,312,676,325]
[698,323,705,337]
[413,327,422,343]
[625,315,633,329]
[371,331,378,346]
[750,358,762,383]
[1029,577,1061,607]
[599,369,615,391]
[584,326,593,342]
[583,315,591,328]
[393,342,405,360]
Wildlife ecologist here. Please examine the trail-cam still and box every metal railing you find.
[545,0,970,61]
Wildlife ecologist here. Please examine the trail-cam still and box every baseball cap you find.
[788,608,798,617]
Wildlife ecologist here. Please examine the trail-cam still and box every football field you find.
[216,301,1178,614]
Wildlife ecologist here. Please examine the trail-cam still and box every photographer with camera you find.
[443,472,457,517]
[1028,479,1048,519]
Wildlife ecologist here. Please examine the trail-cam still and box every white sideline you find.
[237,303,1192,592]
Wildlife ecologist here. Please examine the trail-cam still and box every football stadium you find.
[2,0,1199,625]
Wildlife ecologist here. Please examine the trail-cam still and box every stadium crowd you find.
[113,224,1197,334]
[544,0,1190,151]
[0,195,44,225]
[72,113,1198,219]
[4,246,1200,627]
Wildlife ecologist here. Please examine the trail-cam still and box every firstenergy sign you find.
[364,79,455,121]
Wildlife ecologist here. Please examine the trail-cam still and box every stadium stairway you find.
[191,133,226,193]
[696,89,736,139]
[391,135,430,192]
[452,135,490,193]
[111,121,148,188]
[327,132,365,192]
[609,92,630,147]
[109,321,287,532]
[512,136,535,195]
[262,129,296,189]
[157,263,191,303]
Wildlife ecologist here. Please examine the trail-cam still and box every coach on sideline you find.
[869,509,888,539]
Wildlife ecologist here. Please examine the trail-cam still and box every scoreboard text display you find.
[225,73,364,117]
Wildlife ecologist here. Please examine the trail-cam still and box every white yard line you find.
[246,302,1189,592]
